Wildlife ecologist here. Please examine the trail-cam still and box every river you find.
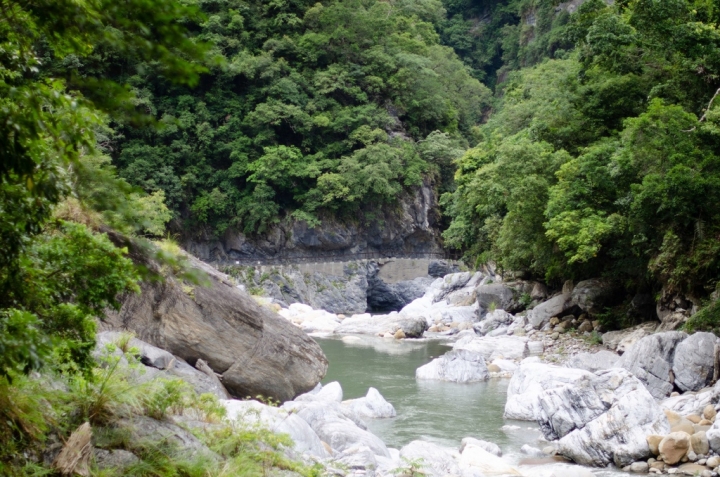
[315,335,626,476]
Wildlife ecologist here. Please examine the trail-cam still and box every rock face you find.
[335,312,428,338]
[259,263,370,314]
[415,349,489,383]
[504,362,594,421]
[101,251,328,402]
[618,331,688,400]
[367,260,435,312]
[537,368,671,467]
[185,179,443,264]
[672,332,720,392]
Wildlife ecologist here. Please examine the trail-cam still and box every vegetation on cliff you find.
[442,0,720,314]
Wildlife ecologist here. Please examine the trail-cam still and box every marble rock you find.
[504,362,593,421]
[342,387,396,419]
[454,335,529,362]
[564,350,619,373]
[416,349,489,383]
[399,440,460,477]
[537,368,671,467]
[618,331,688,400]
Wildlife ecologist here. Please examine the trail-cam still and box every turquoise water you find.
[315,335,626,475]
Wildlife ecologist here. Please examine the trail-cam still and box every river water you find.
[315,335,625,476]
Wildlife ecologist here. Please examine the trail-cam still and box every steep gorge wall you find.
[184,180,443,265]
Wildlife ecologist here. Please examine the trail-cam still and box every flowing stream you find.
[315,335,625,476]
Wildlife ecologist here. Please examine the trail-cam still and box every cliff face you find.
[185,180,443,264]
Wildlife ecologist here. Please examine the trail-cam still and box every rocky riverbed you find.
[263,270,720,476]
[99,252,720,477]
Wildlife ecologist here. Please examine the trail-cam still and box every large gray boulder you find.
[618,331,688,400]
[672,332,720,392]
[570,279,618,314]
[527,293,573,329]
[504,362,593,421]
[101,248,328,402]
[538,369,670,467]
[474,283,517,315]
[415,349,489,383]
[335,312,428,338]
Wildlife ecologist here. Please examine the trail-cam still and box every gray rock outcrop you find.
[101,249,328,402]
[570,279,618,315]
[618,331,688,400]
[185,179,443,264]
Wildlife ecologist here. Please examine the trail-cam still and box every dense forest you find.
[4,0,720,473]
[101,0,720,318]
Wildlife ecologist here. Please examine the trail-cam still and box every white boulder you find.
[416,349,489,383]
[454,335,529,361]
[459,443,522,476]
[342,387,396,419]
[222,399,330,458]
[537,369,671,467]
[504,362,593,420]
[399,440,460,477]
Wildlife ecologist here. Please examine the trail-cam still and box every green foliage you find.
[111,0,491,236]
[0,222,139,377]
[685,299,720,334]
[445,0,720,299]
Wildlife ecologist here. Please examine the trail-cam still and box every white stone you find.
[564,350,619,373]
[454,335,529,361]
[538,368,671,467]
[342,387,396,419]
[459,437,502,457]
[399,440,460,477]
[222,399,330,458]
[459,443,522,476]
[416,349,489,383]
[504,362,593,420]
